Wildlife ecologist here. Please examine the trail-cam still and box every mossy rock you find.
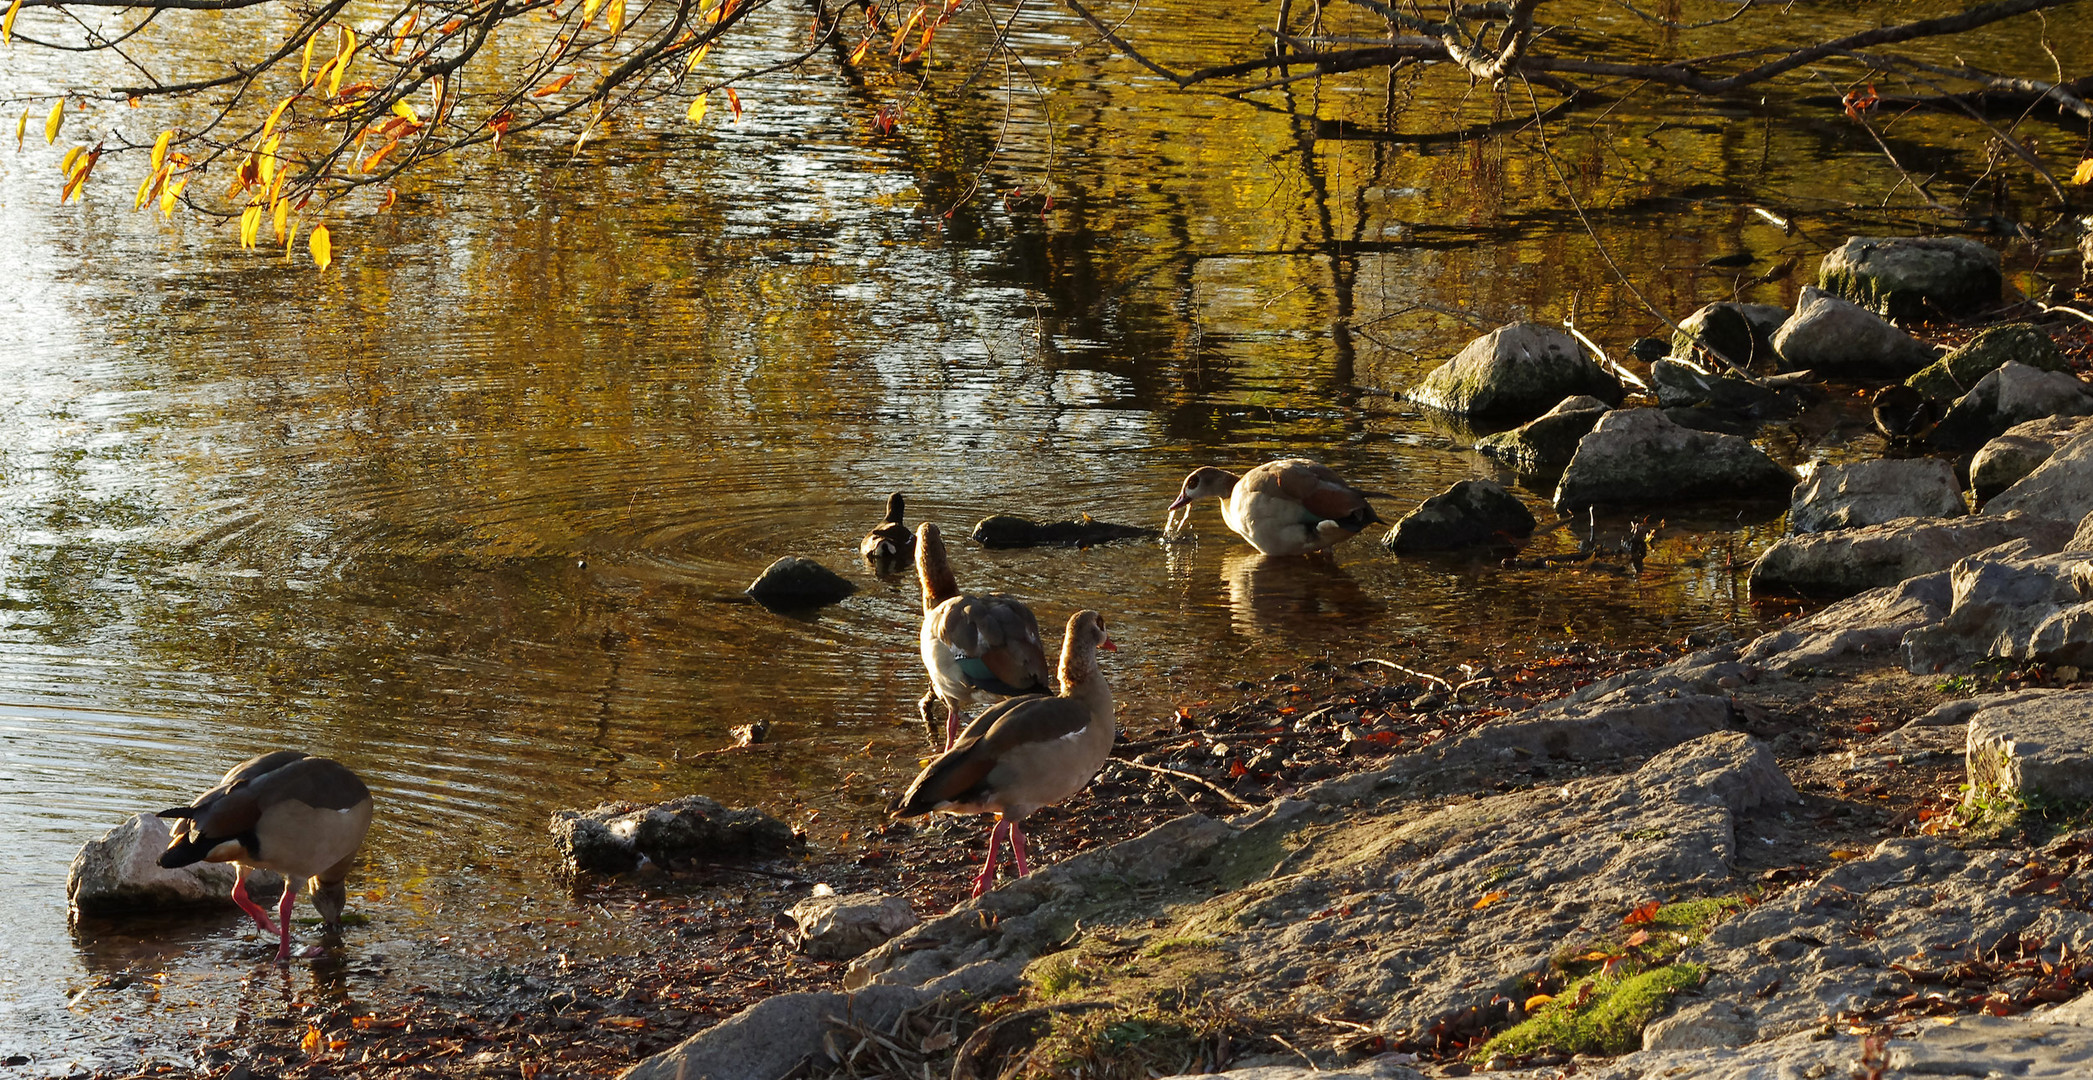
[1906,322,2065,400]
[1818,235,2001,322]
[1408,323,1624,421]
[1474,395,1610,474]
[1477,963,1706,1059]
[1669,302,1787,370]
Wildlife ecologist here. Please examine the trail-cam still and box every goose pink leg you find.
[945,705,970,751]
[1009,823,1030,878]
[971,820,1010,897]
[275,882,299,962]
[231,867,280,936]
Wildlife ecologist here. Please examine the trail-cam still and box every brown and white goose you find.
[895,610,1117,896]
[860,492,916,568]
[157,751,374,962]
[1166,458,1381,556]
[916,521,1052,748]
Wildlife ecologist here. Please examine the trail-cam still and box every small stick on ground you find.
[1354,658,1454,692]
[1114,759,1259,810]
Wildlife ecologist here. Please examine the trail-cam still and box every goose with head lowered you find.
[915,521,1052,748]
[860,492,916,568]
[895,609,1117,897]
[1167,458,1382,556]
[157,751,373,962]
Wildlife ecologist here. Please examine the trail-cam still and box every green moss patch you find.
[1478,964,1705,1059]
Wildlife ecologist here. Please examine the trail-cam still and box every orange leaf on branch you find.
[532,73,579,97]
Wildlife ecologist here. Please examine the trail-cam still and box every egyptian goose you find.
[895,610,1117,896]
[1166,458,1382,556]
[157,751,373,962]
[860,493,915,567]
[915,522,1052,748]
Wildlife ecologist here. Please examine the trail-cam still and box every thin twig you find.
[1353,658,1453,692]
[1113,759,1258,810]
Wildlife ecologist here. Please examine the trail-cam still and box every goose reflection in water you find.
[1221,551,1382,639]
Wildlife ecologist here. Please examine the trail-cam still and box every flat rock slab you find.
[1787,457,1964,535]
[1965,690,2093,807]
[1750,512,2067,599]
[68,812,286,917]
[1406,322,1623,420]
[971,514,1159,548]
[1554,408,1793,510]
[1818,234,2002,321]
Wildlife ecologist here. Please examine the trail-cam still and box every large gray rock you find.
[620,960,1022,1080]
[1972,417,2093,503]
[1928,363,2093,451]
[1553,408,1794,510]
[67,812,287,917]
[1900,539,2093,673]
[549,795,802,875]
[1964,691,2093,807]
[1987,433,2093,524]
[1406,322,1623,420]
[1383,478,1536,553]
[1907,322,2067,400]
[785,890,919,960]
[1817,234,2003,320]
[1786,457,1965,534]
[1769,285,1938,377]
[1669,302,1788,370]
[1750,512,2071,598]
[1472,395,1609,473]
[745,557,856,607]
[1738,571,1952,673]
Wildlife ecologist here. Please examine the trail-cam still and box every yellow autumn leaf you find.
[606,0,625,33]
[1828,849,1863,860]
[1525,993,1555,1011]
[283,217,298,254]
[160,175,185,219]
[15,109,26,151]
[309,224,332,270]
[300,29,319,84]
[581,0,604,22]
[259,134,280,186]
[150,129,171,171]
[299,1025,322,1056]
[133,164,160,210]
[272,198,288,242]
[262,95,297,137]
[327,29,356,98]
[58,143,82,174]
[390,100,419,124]
[44,98,62,144]
[686,42,712,72]
[686,93,708,124]
[2074,158,2093,186]
[240,204,263,248]
[3,0,22,44]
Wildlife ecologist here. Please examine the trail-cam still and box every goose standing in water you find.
[895,610,1117,896]
[1167,458,1382,556]
[915,521,1052,748]
[158,751,373,962]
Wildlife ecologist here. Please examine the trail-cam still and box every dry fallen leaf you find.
[1472,889,1508,910]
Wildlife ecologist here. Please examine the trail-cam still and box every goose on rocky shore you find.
[157,751,373,962]
[1167,458,1382,556]
[894,610,1117,897]
[915,522,1053,748]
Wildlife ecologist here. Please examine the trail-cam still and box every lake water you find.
[0,0,2081,1071]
